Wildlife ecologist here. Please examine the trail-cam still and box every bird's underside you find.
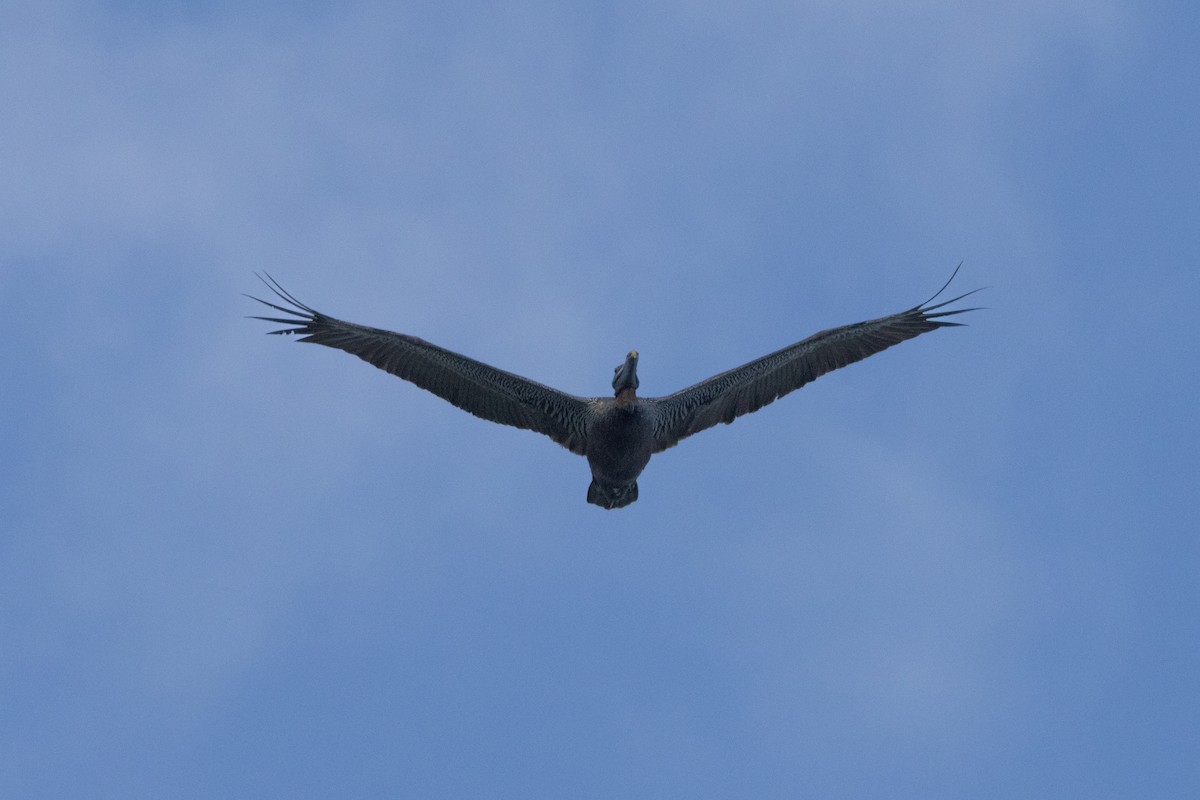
[248,268,981,509]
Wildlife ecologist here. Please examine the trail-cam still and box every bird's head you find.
[612,350,639,396]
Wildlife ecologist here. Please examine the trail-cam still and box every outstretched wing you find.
[648,267,982,452]
[247,275,590,454]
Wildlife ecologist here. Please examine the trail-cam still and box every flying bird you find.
[248,269,980,509]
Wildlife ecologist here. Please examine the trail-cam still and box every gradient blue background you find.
[3,2,1197,797]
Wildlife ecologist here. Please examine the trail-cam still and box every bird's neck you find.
[615,387,638,407]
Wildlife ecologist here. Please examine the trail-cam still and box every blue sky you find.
[3,1,1198,797]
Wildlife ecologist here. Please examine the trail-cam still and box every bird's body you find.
[584,394,655,508]
[249,270,980,508]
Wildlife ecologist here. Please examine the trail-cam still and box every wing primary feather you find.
[257,272,319,315]
[244,273,330,336]
[917,287,986,314]
[919,261,963,307]
[243,294,317,335]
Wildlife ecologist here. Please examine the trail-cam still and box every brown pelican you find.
[248,270,980,508]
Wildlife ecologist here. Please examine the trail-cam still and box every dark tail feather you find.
[587,480,639,510]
